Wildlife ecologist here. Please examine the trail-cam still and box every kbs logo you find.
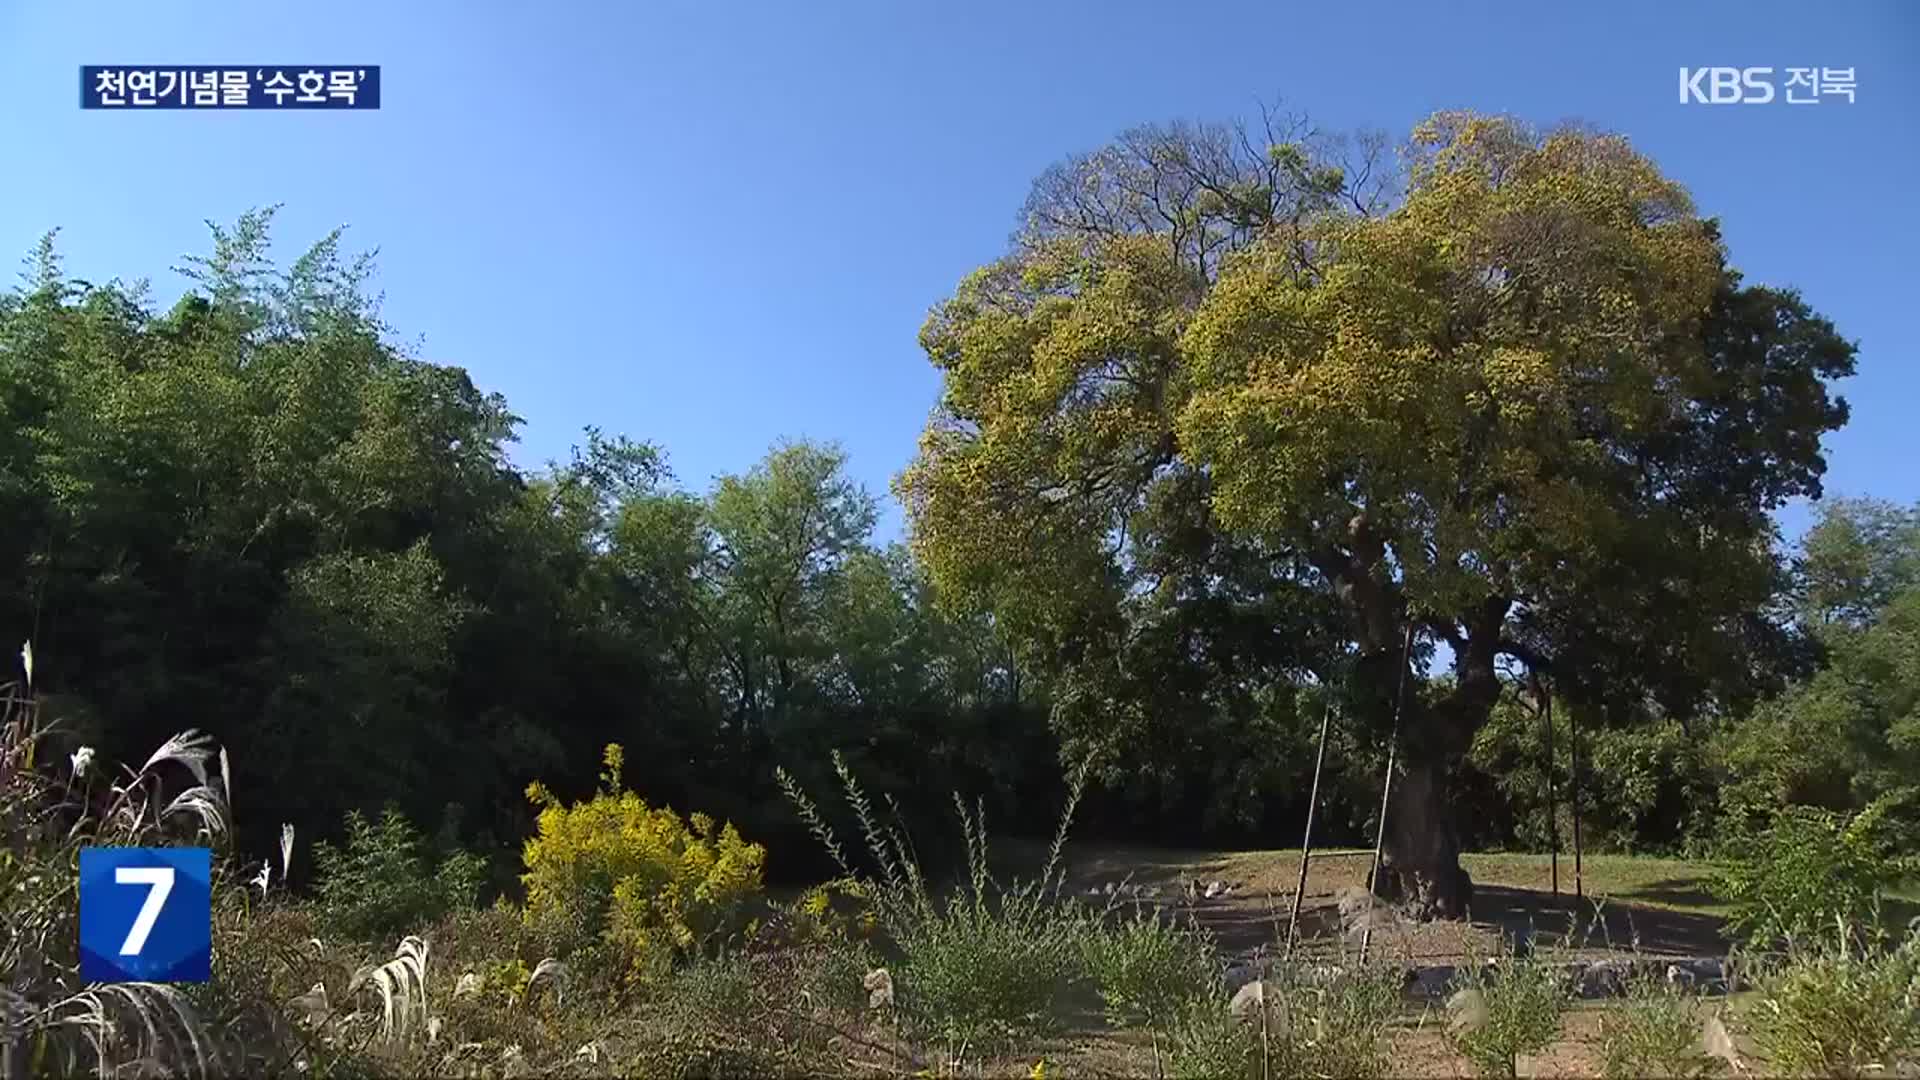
[78,847,212,983]
[1680,67,1857,105]
[1680,67,1775,104]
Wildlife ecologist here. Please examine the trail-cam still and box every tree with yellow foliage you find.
[901,111,1853,916]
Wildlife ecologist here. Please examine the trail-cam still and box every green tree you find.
[903,111,1853,915]
[1796,498,1920,631]
[1716,501,1920,829]
[1,211,1076,886]
[704,440,878,776]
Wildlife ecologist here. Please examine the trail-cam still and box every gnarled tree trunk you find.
[1372,755,1474,919]
[1315,515,1509,923]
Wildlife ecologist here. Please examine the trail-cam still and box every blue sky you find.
[3,1,1914,543]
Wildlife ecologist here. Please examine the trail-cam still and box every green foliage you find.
[1596,972,1720,1079]
[1715,567,1920,830]
[1167,994,1258,1080]
[1469,693,1716,854]
[904,109,1856,902]
[1081,905,1217,1032]
[780,752,1091,1064]
[1797,498,1920,631]
[1275,966,1403,1080]
[1166,965,1401,1080]
[1742,930,1920,1078]
[0,215,1069,874]
[520,744,767,974]
[1446,956,1573,1079]
[624,949,857,1080]
[1708,795,1920,949]
[309,805,486,939]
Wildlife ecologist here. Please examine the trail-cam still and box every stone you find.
[1229,978,1265,1018]
[864,967,895,1009]
[1334,885,1375,921]
[1341,906,1399,948]
[1445,987,1489,1036]
[1701,1012,1743,1072]
[1229,981,1291,1034]
[1577,958,1634,999]
[289,982,330,1027]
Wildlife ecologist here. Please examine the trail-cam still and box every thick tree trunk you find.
[1313,515,1506,923]
[1373,755,1474,919]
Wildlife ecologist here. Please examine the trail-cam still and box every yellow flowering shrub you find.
[789,878,879,944]
[521,744,766,972]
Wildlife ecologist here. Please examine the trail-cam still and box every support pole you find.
[1541,675,1559,898]
[1569,699,1584,901]
[1361,621,1418,966]
[1285,700,1334,959]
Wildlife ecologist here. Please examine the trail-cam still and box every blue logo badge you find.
[79,847,212,983]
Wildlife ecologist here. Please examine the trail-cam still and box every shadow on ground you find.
[1464,883,1727,957]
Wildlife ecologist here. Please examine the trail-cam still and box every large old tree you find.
[900,111,1855,916]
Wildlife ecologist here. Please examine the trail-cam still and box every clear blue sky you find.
[3,2,1914,543]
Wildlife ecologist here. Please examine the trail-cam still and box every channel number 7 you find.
[114,866,175,956]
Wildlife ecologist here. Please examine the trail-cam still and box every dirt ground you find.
[1059,846,1729,964]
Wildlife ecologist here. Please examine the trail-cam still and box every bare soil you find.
[1060,846,1730,964]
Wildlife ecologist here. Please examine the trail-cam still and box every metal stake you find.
[1285,700,1334,959]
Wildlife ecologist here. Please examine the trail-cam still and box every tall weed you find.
[1166,962,1400,1080]
[778,752,1090,1068]
[1741,923,1920,1078]
[1444,952,1572,1079]
[1596,968,1721,1079]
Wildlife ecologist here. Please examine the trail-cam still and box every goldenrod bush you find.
[521,744,766,973]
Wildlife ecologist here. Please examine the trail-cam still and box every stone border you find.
[1223,956,1732,1001]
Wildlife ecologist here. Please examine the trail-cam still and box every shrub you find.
[1709,794,1920,950]
[1596,970,1719,1079]
[1082,904,1218,1034]
[624,949,857,1080]
[1282,964,1402,1080]
[1742,928,1920,1078]
[1167,993,1256,1080]
[521,743,765,975]
[1445,955,1572,1079]
[779,752,1090,1067]
[310,805,487,939]
[1166,964,1400,1080]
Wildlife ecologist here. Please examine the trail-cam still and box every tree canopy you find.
[901,111,1855,914]
[0,211,1060,878]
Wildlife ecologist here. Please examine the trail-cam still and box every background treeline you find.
[2,212,1913,886]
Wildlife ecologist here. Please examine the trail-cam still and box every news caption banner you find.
[78,847,213,983]
[81,66,380,109]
